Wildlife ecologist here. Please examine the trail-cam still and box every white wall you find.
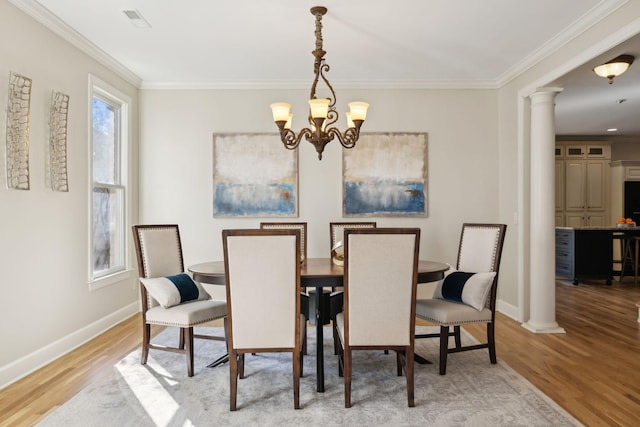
[139,88,501,301]
[0,1,139,388]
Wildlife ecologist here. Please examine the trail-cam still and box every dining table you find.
[189,257,449,392]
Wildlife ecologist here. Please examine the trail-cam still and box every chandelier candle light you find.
[270,6,369,160]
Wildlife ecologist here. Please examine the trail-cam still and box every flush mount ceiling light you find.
[593,54,634,84]
[270,6,369,160]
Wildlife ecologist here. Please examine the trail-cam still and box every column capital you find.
[529,87,563,102]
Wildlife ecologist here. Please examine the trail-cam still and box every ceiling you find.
[11,0,640,137]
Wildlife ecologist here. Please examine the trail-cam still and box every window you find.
[89,75,131,287]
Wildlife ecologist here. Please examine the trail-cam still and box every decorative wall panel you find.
[5,71,32,190]
[49,91,70,192]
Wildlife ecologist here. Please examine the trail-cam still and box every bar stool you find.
[620,235,640,285]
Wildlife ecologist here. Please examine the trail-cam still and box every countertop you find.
[556,226,638,231]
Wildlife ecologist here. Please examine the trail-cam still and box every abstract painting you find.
[213,133,298,217]
[343,133,428,217]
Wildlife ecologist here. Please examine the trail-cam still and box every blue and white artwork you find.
[343,133,427,217]
[213,134,298,217]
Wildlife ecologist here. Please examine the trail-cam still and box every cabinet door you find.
[586,160,606,210]
[565,213,585,228]
[555,160,564,211]
[565,160,586,210]
[585,214,606,226]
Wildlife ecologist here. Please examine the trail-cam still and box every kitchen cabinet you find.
[555,227,613,285]
[555,142,610,227]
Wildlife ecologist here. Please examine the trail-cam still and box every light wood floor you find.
[1,280,639,426]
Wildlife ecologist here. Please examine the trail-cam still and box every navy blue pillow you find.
[165,273,200,303]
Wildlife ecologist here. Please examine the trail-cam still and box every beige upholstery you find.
[330,221,377,255]
[335,228,420,408]
[260,222,307,261]
[223,228,304,410]
[132,224,227,377]
[415,223,507,375]
[260,222,309,354]
[329,222,377,352]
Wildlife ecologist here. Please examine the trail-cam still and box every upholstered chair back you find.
[343,228,419,347]
[330,222,377,250]
[457,224,504,273]
[260,222,307,261]
[224,229,300,350]
[132,225,184,309]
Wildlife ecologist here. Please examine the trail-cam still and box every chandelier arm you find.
[326,124,362,150]
[276,125,313,150]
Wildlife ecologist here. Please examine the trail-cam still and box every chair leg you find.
[406,348,415,407]
[333,322,340,355]
[488,321,497,364]
[344,348,352,408]
[337,338,344,377]
[141,323,151,365]
[185,327,194,377]
[453,325,462,348]
[439,325,449,375]
[179,328,185,350]
[239,354,245,379]
[230,350,238,411]
[293,347,301,409]
[396,351,402,376]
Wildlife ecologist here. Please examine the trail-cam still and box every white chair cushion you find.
[146,299,226,327]
[415,298,492,325]
[140,273,210,308]
[433,268,496,311]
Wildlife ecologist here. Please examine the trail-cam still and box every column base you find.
[521,321,566,334]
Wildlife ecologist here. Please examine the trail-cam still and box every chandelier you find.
[270,6,369,160]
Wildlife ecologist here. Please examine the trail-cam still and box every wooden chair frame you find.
[336,228,420,408]
[223,228,304,410]
[415,223,507,375]
[132,224,226,377]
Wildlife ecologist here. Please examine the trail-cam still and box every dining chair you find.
[329,222,377,353]
[260,222,309,354]
[335,228,420,408]
[415,223,507,375]
[132,224,227,377]
[222,228,305,410]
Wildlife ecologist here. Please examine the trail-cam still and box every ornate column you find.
[523,87,566,334]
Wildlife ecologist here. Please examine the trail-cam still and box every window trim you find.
[88,74,132,289]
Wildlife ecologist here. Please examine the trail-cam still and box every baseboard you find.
[0,302,139,390]
[496,298,519,321]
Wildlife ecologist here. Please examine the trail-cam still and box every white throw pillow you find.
[433,268,496,311]
[140,273,210,308]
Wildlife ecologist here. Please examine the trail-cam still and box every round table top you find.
[189,257,449,285]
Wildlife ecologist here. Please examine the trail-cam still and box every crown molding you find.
[139,79,499,91]
[8,0,142,88]
[496,0,629,87]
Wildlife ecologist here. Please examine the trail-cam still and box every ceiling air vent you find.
[122,9,151,29]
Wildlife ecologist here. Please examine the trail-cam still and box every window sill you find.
[89,268,134,291]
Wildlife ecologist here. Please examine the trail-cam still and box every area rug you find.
[38,326,581,427]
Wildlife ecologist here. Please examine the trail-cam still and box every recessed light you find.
[616,99,627,104]
[607,128,618,132]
